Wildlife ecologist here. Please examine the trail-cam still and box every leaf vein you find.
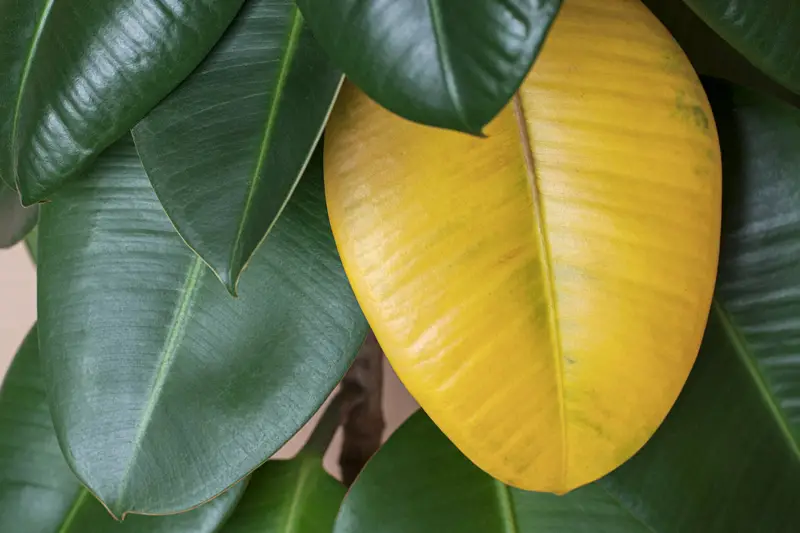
[425,0,472,132]
[9,0,57,187]
[283,458,316,533]
[57,487,90,533]
[714,301,800,459]
[114,256,205,511]
[493,480,520,533]
[513,93,567,487]
[598,482,659,533]
[227,7,305,289]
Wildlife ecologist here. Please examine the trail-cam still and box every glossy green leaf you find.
[0,183,37,247]
[641,0,800,106]
[37,137,367,517]
[222,455,344,532]
[0,0,246,202]
[57,486,247,533]
[134,0,341,294]
[296,0,561,134]
[682,0,800,94]
[338,377,799,533]
[335,81,800,533]
[0,326,247,532]
[708,77,800,449]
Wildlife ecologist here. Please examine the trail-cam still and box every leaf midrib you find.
[282,458,317,533]
[9,0,56,186]
[512,93,568,486]
[713,300,800,460]
[57,487,89,533]
[227,7,304,285]
[598,482,659,533]
[113,256,206,512]
[492,480,519,533]
[425,0,471,131]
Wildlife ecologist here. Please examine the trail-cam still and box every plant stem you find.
[338,330,385,486]
[302,330,386,480]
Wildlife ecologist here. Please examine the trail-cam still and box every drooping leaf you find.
[0,184,37,248]
[296,0,561,134]
[0,326,247,532]
[335,79,800,533]
[0,0,246,202]
[682,0,800,94]
[222,455,345,532]
[324,0,721,493]
[133,0,341,294]
[37,137,367,517]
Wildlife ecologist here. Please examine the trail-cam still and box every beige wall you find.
[0,244,36,377]
[0,242,417,478]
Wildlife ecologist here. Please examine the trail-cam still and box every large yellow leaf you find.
[324,0,721,493]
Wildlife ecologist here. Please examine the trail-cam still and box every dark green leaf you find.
[62,486,247,533]
[682,0,800,94]
[0,0,246,202]
[38,137,367,517]
[0,184,37,247]
[222,455,344,532]
[335,82,800,533]
[336,413,519,533]
[707,77,800,449]
[296,0,561,134]
[0,326,81,532]
[133,0,341,293]
[641,0,800,107]
[0,326,247,532]
[24,225,37,263]
[338,379,799,533]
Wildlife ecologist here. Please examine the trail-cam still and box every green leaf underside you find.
[221,456,345,532]
[335,81,800,533]
[134,0,341,293]
[0,183,37,247]
[296,0,562,134]
[0,326,247,532]
[682,0,800,95]
[0,0,246,203]
[37,137,367,516]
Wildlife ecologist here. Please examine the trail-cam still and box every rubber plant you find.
[0,0,797,531]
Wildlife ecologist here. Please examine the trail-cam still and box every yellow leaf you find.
[324,0,721,493]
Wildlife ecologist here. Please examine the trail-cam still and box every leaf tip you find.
[216,267,240,298]
[18,181,47,207]
[451,117,488,138]
[88,490,126,522]
[472,128,489,139]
